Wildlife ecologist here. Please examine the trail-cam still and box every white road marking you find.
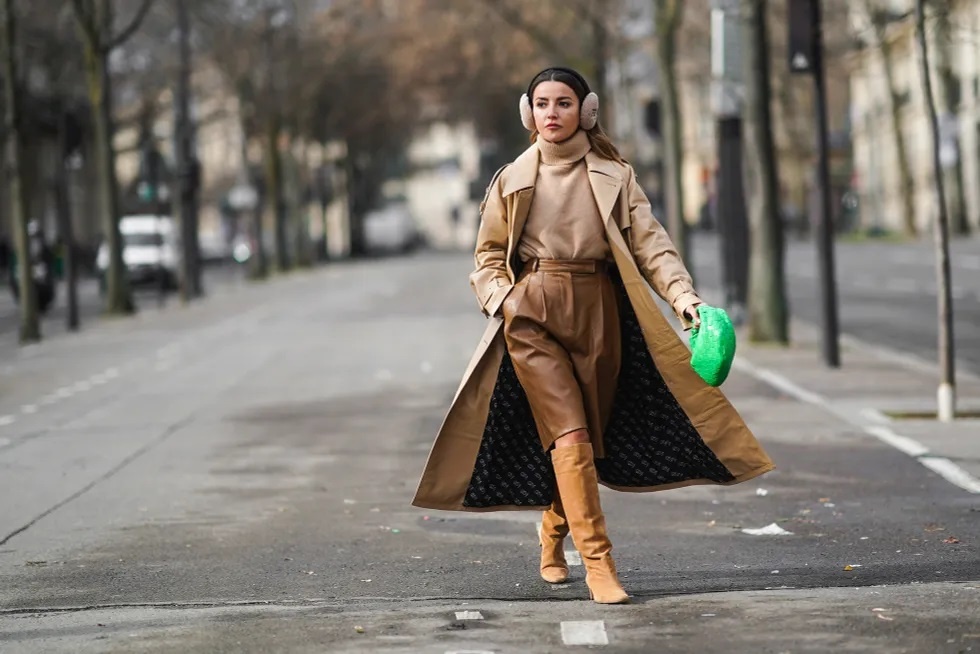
[566,550,582,566]
[860,408,891,424]
[864,426,930,458]
[21,404,37,414]
[375,369,393,381]
[920,457,980,494]
[55,387,75,399]
[0,437,10,447]
[737,358,980,495]
[0,415,15,427]
[104,368,120,378]
[561,620,608,646]
[72,381,92,393]
[733,359,827,407]
[445,650,495,654]
[454,610,484,620]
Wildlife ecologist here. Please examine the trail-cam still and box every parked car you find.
[96,215,179,292]
[364,200,422,255]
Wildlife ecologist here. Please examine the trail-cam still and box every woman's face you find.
[532,81,580,143]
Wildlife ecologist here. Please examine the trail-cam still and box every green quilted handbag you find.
[689,305,736,387]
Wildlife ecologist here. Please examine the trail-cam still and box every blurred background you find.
[0,0,976,340]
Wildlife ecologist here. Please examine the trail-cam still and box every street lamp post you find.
[789,0,841,368]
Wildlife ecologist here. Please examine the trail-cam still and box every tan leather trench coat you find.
[412,141,774,512]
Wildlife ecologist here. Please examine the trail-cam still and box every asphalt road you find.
[692,233,980,377]
[0,252,977,653]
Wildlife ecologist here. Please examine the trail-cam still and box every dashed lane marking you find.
[20,404,37,414]
[561,620,608,646]
[0,437,10,447]
[0,415,15,427]
[454,611,484,620]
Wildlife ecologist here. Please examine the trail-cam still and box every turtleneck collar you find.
[538,129,591,166]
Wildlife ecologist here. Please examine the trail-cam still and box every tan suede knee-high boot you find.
[539,492,569,583]
[551,443,629,604]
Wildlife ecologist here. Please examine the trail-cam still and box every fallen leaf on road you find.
[742,523,794,536]
[924,524,945,532]
[943,537,960,544]
[819,498,831,503]
[844,565,854,571]
[707,520,717,527]
[354,626,365,634]
[25,561,47,567]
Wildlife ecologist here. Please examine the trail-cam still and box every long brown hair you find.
[527,67,626,165]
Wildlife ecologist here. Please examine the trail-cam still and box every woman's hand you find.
[684,303,703,328]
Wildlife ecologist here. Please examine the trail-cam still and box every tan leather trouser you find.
[502,258,621,458]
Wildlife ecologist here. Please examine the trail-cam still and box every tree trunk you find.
[931,0,969,236]
[56,108,80,331]
[80,2,133,314]
[881,40,917,237]
[2,0,40,343]
[653,0,689,262]
[741,0,788,344]
[915,0,956,421]
[175,0,202,301]
[265,116,289,272]
[591,0,612,132]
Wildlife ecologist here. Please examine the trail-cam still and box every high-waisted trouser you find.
[502,258,621,458]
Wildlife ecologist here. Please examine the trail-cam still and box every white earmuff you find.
[580,92,599,130]
[520,90,601,132]
[519,93,534,131]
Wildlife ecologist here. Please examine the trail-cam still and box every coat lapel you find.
[503,144,539,278]
[586,152,623,231]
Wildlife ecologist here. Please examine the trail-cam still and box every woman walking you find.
[413,67,774,604]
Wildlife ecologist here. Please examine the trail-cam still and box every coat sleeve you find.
[469,166,513,318]
[625,165,702,329]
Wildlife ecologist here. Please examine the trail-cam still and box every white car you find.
[364,201,421,254]
[96,215,179,291]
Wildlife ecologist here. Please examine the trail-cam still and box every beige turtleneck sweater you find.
[518,130,611,263]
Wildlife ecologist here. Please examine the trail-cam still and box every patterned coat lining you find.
[463,278,734,509]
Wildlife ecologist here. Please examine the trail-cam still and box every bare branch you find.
[106,0,155,51]
[472,0,574,60]
[70,0,100,46]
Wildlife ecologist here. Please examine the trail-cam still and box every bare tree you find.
[929,0,969,236]
[857,0,917,236]
[914,0,956,421]
[1,0,39,342]
[741,0,787,343]
[71,0,155,314]
[652,0,689,261]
